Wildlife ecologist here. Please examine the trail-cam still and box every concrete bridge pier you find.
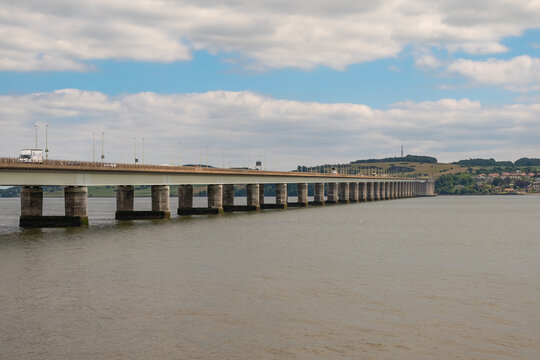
[359,182,367,202]
[116,186,134,212]
[289,183,308,207]
[367,182,374,201]
[178,184,203,215]
[259,184,265,206]
[338,183,350,204]
[20,186,43,217]
[114,185,152,220]
[64,186,89,225]
[391,182,396,199]
[349,182,359,202]
[310,183,325,205]
[427,180,435,196]
[222,184,236,212]
[374,182,381,200]
[19,186,43,227]
[246,184,260,210]
[384,182,390,200]
[207,184,224,213]
[20,186,89,227]
[150,185,171,219]
[262,183,287,209]
[327,183,338,204]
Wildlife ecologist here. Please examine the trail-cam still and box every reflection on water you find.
[1,196,539,359]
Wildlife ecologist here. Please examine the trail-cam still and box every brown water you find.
[1,195,539,359]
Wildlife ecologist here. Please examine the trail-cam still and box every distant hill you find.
[350,155,438,164]
[452,158,514,167]
[514,158,540,167]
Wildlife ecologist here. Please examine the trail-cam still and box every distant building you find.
[534,177,540,192]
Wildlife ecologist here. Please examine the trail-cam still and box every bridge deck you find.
[0,158,419,186]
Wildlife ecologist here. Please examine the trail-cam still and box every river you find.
[1,195,539,359]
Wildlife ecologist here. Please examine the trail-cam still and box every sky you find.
[1,0,540,169]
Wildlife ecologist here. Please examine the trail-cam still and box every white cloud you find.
[1,0,539,71]
[447,55,540,92]
[415,54,443,69]
[0,89,538,167]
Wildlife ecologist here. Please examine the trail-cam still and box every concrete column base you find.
[308,201,325,206]
[20,215,88,228]
[223,205,260,212]
[178,207,223,215]
[327,183,338,204]
[287,202,308,208]
[260,203,287,210]
[115,210,170,220]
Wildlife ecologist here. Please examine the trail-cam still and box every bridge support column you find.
[290,183,308,207]
[327,183,338,204]
[116,186,134,212]
[374,182,381,200]
[359,182,367,201]
[382,182,388,200]
[223,184,235,212]
[246,184,260,210]
[21,186,43,216]
[261,183,287,209]
[178,184,214,216]
[178,185,193,209]
[207,185,224,212]
[276,183,288,208]
[19,186,43,227]
[427,180,435,196]
[19,186,89,227]
[64,186,89,226]
[391,182,396,199]
[338,182,350,203]
[150,185,171,219]
[367,182,374,201]
[349,182,359,202]
[310,183,325,205]
[114,185,158,221]
[259,184,265,206]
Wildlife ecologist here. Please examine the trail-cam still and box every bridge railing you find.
[0,157,285,174]
[0,157,423,178]
[0,157,211,170]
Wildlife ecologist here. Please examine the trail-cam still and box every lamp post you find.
[134,137,138,164]
[34,124,37,148]
[178,142,182,167]
[45,124,49,159]
[101,132,105,163]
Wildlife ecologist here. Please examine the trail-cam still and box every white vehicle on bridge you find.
[18,149,43,163]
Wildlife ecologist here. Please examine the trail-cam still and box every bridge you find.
[0,158,435,228]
